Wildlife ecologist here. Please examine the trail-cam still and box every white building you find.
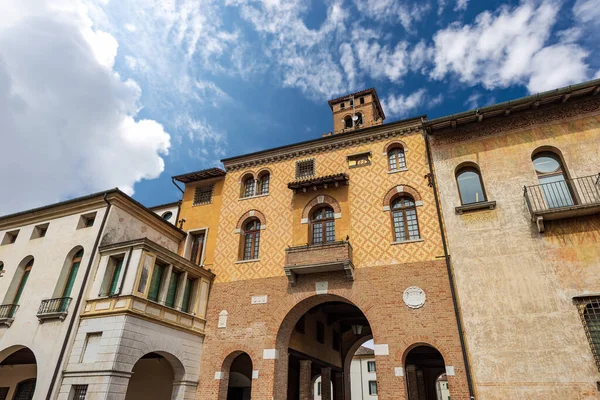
[0,189,213,400]
[148,201,181,226]
[313,346,377,400]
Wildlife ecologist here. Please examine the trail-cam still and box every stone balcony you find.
[524,173,600,232]
[284,240,354,285]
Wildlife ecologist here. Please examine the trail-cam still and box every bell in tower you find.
[327,88,386,134]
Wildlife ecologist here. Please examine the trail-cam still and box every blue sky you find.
[0,0,598,214]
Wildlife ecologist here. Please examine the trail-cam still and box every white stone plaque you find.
[218,310,228,328]
[446,366,455,376]
[252,295,268,304]
[394,367,404,377]
[252,370,259,379]
[316,281,328,294]
[403,286,426,309]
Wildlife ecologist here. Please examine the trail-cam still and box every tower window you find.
[360,97,365,104]
[340,102,345,109]
[344,116,353,129]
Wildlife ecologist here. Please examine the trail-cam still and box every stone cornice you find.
[222,119,423,171]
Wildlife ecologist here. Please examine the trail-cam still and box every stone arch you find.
[235,210,267,231]
[383,184,422,210]
[399,340,449,365]
[530,145,573,179]
[256,167,272,178]
[273,294,374,400]
[384,139,408,154]
[402,343,448,400]
[0,345,37,399]
[218,350,254,400]
[342,334,374,400]
[238,171,256,183]
[454,161,482,176]
[124,351,186,400]
[301,195,342,222]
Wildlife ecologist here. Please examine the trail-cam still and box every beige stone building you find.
[427,79,600,399]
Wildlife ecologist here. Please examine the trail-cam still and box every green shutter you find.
[62,261,80,298]
[181,278,193,313]
[13,270,30,305]
[147,264,164,302]
[165,271,180,308]
[108,258,123,296]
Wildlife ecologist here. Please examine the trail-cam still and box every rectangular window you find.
[147,262,166,302]
[31,223,49,239]
[193,185,214,206]
[137,254,154,294]
[367,361,376,372]
[317,382,321,395]
[575,296,600,371]
[81,332,102,363]
[71,385,88,400]
[1,230,19,245]
[316,321,325,344]
[165,270,181,308]
[347,152,371,168]
[99,255,124,297]
[77,212,97,229]
[295,159,315,179]
[190,232,206,265]
[181,278,194,313]
[368,381,377,395]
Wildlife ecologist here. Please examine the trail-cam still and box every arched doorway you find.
[124,352,179,400]
[404,345,447,400]
[274,296,373,400]
[0,346,37,400]
[226,353,252,400]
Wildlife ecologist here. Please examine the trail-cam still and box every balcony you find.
[524,173,600,232]
[0,304,19,327]
[37,297,72,322]
[284,240,354,285]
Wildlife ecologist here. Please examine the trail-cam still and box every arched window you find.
[242,176,256,198]
[344,116,353,129]
[356,112,363,125]
[532,151,574,208]
[388,146,406,171]
[161,211,173,220]
[61,249,83,299]
[311,206,335,244]
[13,258,33,306]
[391,196,420,242]
[258,172,270,195]
[242,219,261,260]
[456,166,487,204]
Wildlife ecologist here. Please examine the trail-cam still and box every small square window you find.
[77,213,97,229]
[340,102,345,109]
[360,97,365,104]
[347,152,371,168]
[316,321,325,344]
[296,159,315,180]
[71,384,88,400]
[1,230,19,245]
[368,381,377,395]
[31,223,49,239]
[193,184,214,206]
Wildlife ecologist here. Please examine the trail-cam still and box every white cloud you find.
[454,0,469,12]
[573,0,600,24]
[353,0,430,32]
[124,23,136,32]
[382,89,427,118]
[430,1,591,93]
[0,0,170,214]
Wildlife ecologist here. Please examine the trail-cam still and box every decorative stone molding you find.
[301,194,342,222]
[235,209,267,231]
[383,139,408,155]
[383,185,422,209]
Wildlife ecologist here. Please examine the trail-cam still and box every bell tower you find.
[327,88,386,134]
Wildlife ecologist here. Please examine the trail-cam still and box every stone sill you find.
[235,259,260,264]
[391,238,424,245]
[239,193,269,201]
[388,168,409,174]
[37,311,68,323]
[0,318,14,327]
[455,200,497,214]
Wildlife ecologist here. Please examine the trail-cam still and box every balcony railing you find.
[284,240,354,285]
[0,304,19,326]
[37,297,71,322]
[524,173,600,232]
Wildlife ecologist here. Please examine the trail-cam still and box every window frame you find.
[190,231,206,265]
[296,159,315,180]
[367,361,376,372]
[311,206,336,245]
[193,184,214,206]
[456,166,488,205]
[242,219,261,261]
[390,196,420,242]
[71,384,88,400]
[575,296,600,372]
[368,380,378,395]
[258,172,270,195]
[387,146,406,171]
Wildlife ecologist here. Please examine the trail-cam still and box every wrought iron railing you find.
[524,174,600,215]
[38,297,72,315]
[0,304,19,319]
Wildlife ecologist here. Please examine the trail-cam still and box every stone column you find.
[416,370,426,400]
[333,371,344,400]
[299,360,312,400]
[321,367,332,400]
[406,364,419,400]
[171,380,198,400]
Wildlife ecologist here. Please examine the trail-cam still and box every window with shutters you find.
[165,269,181,308]
[181,277,195,313]
[189,231,206,265]
[59,249,83,311]
[295,159,315,179]
[193,184,214,206]
[71,385,88,400]
[12,258,33,308]
[147,261,167,302]
[100,255,124,297]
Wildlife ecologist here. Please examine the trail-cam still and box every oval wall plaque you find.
[403,286,426,309]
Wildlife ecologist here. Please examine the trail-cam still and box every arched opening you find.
[404,345,447,400]
[124,352,181,400]
[455,163,487,205]
[531,149,575,208]
[344,116,353,129]
[2,256,34,318]
[241,218,261,261]
[257,171,271,195]
[274,296,373,400]
[241,173,256,198]
[391,195,420,242]
[435,373,450,400]
[226,353,253,400]
[0,346,37,400]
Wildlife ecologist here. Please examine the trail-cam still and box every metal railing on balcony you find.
[524,173,600,215]
[0,304,19,319]
[38,297,72,316]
